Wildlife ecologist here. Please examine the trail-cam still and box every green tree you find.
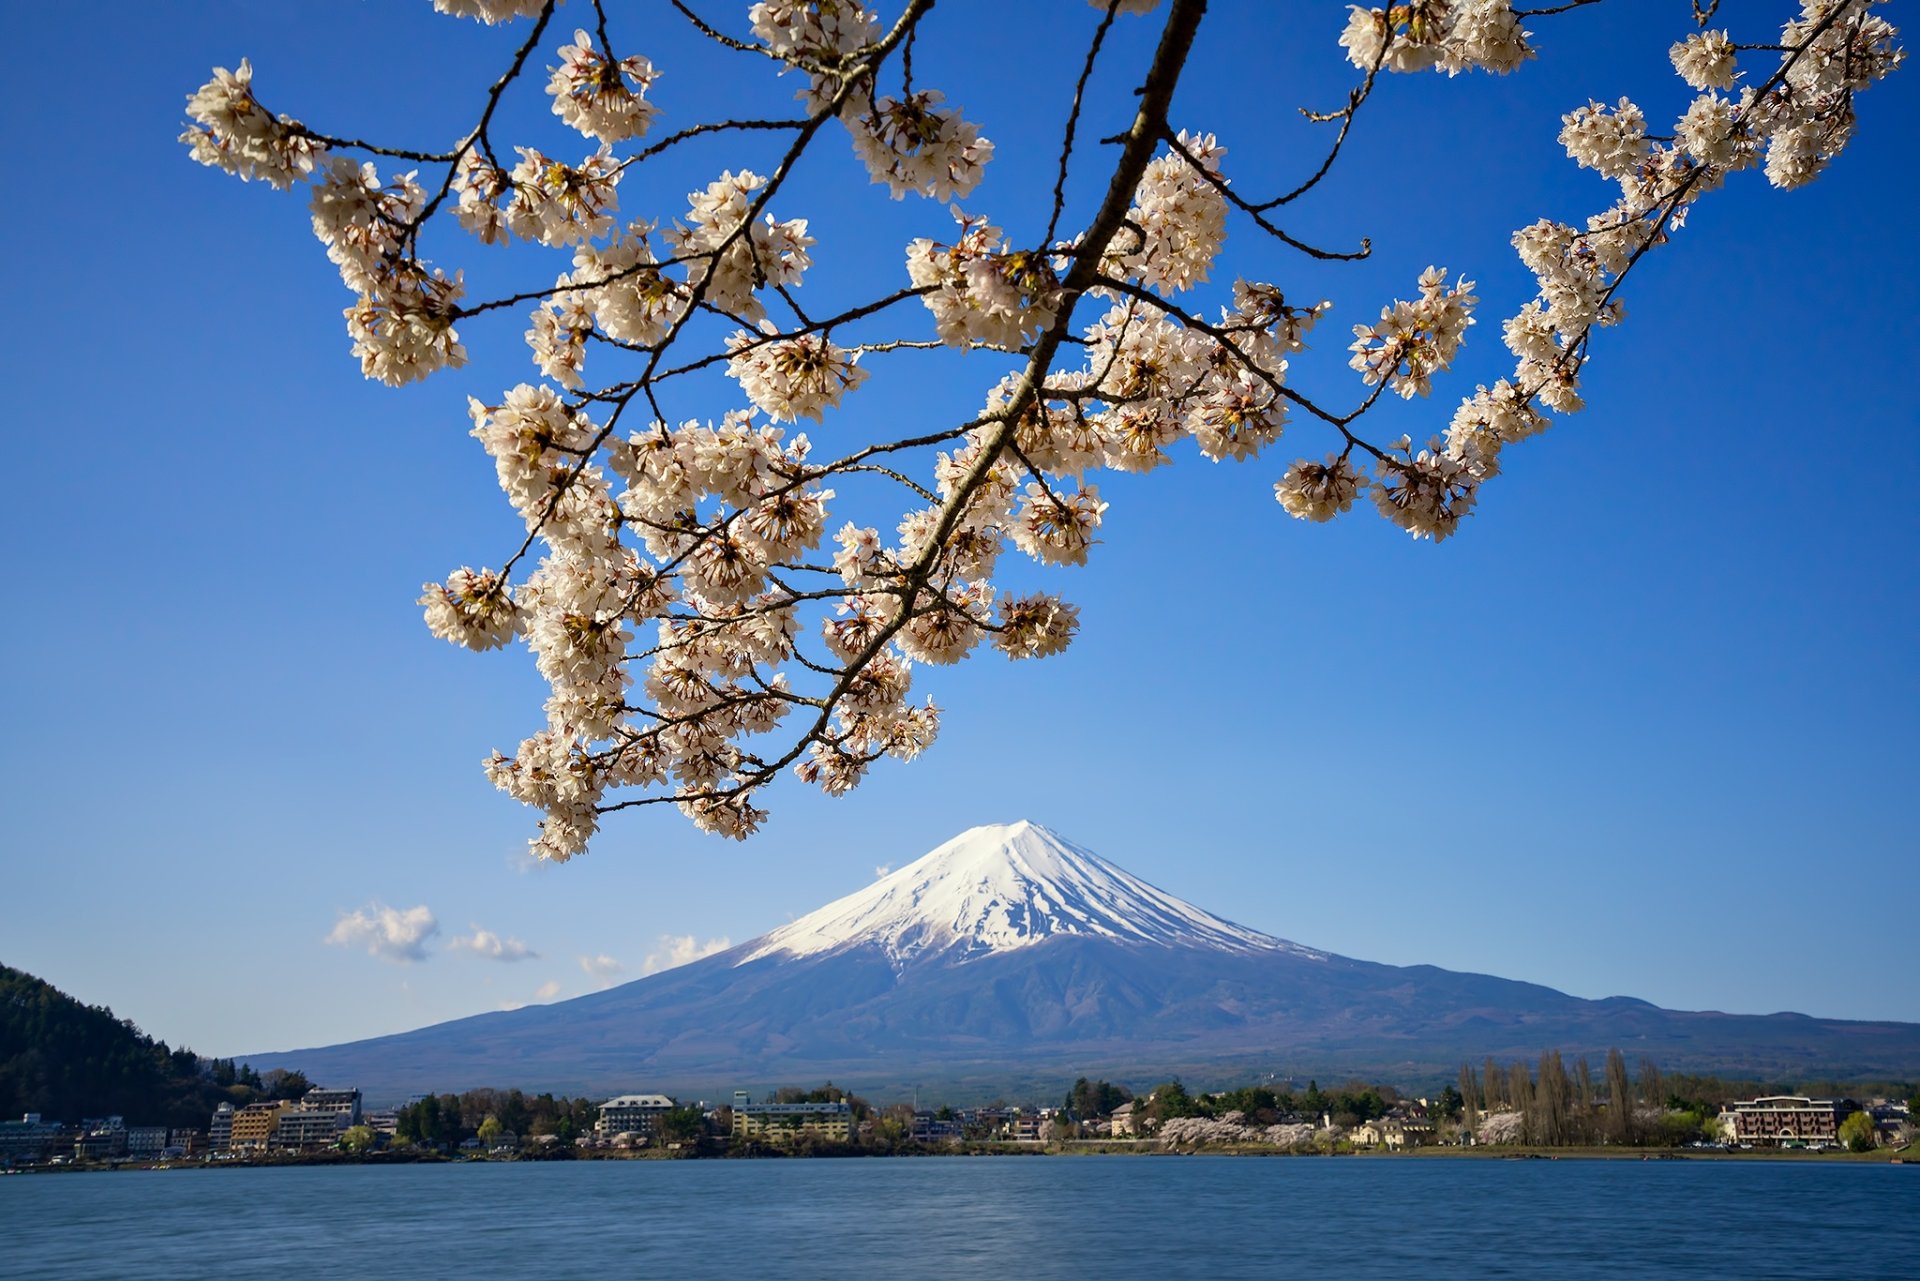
[339,1124,375,1153]
[263,1068,312,1101]
[478,1115,503,1146]
[1143,1080,1200,1123]
[1064,1077,1132,1120]
[1839,1111,1876,1153]
[659,1106,706,1142]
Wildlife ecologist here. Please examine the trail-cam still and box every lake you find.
[3,1156,1914,1278]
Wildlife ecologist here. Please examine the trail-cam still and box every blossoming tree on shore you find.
[181,0,1903,859]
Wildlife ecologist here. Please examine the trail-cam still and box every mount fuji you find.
[257,822,1920,1102]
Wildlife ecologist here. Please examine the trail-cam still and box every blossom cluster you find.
[308,157,467,385]
[1317,0,1903,544]
[1338,0,1534,77]
[1158,1113,1323,1150]
[180,59,323,190]
[908,211,1062,349]
[726,327,869,424]
[847,90,993,202]
[548,28,660,143]
[1475,1110,1526,1145]
[663,170,814,324]
[433,0,552,25]
[751,1,997,202]
[1106,130,1229,296]
[453,146,623,248]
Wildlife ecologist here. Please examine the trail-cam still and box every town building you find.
[1109,1101,1138,1137]
[731,1097,853,1143]
[909,1111,961,1142]
[210,1101,235,1152]
[596,1094,676,1141]
[229,1101,290,1152]
[299,1088,363,1125]
[1348,1117,1433,1151]
[963,1106,1013,1135]
[125,1126,170,1160]
[363,1109,400,1137]
[0,1114,66,1164]
[273,1108,348,1150]
[74,1119,128,1161]
[169,1129,206,1156]
[1725,1096,1860,1147]
[1868,1099,1911,1147]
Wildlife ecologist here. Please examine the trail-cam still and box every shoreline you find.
[13,1141,1909,1174]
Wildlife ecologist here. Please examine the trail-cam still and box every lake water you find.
[3,1156,1914,1278]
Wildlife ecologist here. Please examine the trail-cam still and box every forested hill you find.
[0,964,300,1128]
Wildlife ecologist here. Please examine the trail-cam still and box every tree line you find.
[392,1089,601,1151]
[1459,1049,1916,1147]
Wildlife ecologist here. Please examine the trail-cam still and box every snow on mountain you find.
[739,819,1323,967]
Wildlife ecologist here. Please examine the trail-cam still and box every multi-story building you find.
[74,1119,128,1161]
[731,1098,853,1143]
[0,1114,66,1164]
[169,1129,206,1156]
[125,1126,170,1160]
[229,1101,289,1152]
[1726,1096,1860,1147]
[1865,1099,1911,1147]
[596,1094,676,1140]
[909,1111,960,1142]
[210,1102,235,1152]
[299,1088,363,1125]
[962,1107,1012,1135]
[273,1109,347,1150]
[1348,1117,1433,1150]
[364,1109,400,1137]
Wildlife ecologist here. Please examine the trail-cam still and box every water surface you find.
[3,1156,1913,1279]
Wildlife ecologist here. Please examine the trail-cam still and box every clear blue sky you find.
[2,1,1914,1060]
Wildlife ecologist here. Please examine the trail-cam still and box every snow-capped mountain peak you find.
[739,820,1321,967]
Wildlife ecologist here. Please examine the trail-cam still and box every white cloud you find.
[578,954,626,989]
[874,864,892,879]
[448,927,539,962]
[326,903,439,963]
[498,979,564,1013]
[639,934,732,977]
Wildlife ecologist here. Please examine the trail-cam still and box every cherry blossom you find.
[179,0,1905,858]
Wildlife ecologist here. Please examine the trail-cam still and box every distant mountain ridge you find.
[246,822,1920,1104]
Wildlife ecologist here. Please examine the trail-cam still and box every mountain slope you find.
[248,822,1920,1102]
[0,965,278,1127]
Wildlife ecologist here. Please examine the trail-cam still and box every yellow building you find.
[229,1102,289,1152]
[731,1099,853,1143]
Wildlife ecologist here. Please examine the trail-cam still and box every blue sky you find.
[2,1,1915,1062]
